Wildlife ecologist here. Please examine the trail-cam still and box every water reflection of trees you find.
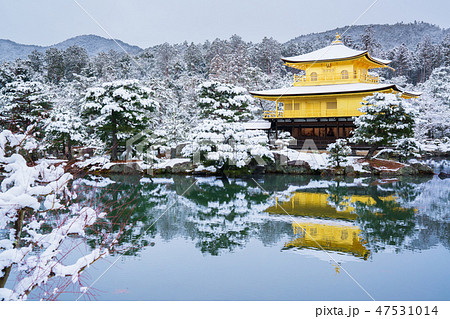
[74,174,450,259]
[325,177,448,253]
[73,175,161,256]
[180,176,271,255]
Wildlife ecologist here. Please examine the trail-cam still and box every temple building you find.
[250,34,421,148]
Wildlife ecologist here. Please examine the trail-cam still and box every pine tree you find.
[182,81,272,172]
[44,48,65,84]
[327,139,352,168]
[390,44,412,77]
[63,46,89,81]
[360,26,381,56]
[0,80,52,135]
[81,80,158,161]
[196,81,256,122]
[350,93,416,159]
[252,37,282,75]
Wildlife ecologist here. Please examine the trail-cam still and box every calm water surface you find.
[29,173,450,301]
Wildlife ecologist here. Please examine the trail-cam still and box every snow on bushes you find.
[0,130,108,300]
[182,119,273,171]
[327,139,352,168]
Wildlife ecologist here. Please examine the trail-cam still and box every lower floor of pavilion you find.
[268,116,368,149]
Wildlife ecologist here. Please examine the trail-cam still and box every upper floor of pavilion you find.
[283,34,392,86]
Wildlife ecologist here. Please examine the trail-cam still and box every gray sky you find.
[0,0,448,48]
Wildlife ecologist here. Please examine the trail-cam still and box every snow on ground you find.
[273,149,328,169]
[273,149,371,172]
[154,158,190,169]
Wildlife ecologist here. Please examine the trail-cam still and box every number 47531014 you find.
[376,305,438,316]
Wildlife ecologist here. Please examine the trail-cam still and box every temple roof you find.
[282,42,391,66]
[250,83,421,98]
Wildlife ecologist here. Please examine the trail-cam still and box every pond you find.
[24,173,450,301]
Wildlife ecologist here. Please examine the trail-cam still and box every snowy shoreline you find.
[64,151,439,178]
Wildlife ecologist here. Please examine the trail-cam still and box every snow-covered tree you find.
[389,44,413,78]
[413,66,450,140]
[0,80,52,135]
[251,37,282,75]
[82,80,158,161]
[394,138,421,161]
[327,139,352,168]
[350,93,416,159]
[360,26,382,57]
[63,45,89,81]
[44,103,85,159]
[0,130,109,300]
[182,120,273,172]
[197,81,256,122]
[44,48,65,84]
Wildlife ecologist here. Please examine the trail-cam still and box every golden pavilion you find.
[250,34,421,148]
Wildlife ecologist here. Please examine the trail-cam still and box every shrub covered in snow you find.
[327,139,352,168]
[351,93,416,159]
[182,119,273,172]
[0,130,109,300]
[394,138,422,161]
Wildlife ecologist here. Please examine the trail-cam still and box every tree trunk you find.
[111,111,118,161]
[365,145,379,159]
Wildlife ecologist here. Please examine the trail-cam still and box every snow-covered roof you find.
[243,120,271,130]
[282,43,391,65]
[250,83,421,97]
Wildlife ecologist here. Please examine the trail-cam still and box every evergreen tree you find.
[360,26,381,56]
[350,93,416,159]
[182,81,273,172]
[414,66,450,140]
[44,48,65,84]
[440,34,450,66]
[28,50,44,73]
[390,43,412,77]
[196,81,256,122]
[252,37,282,75]
[81,80,158,160]
[63,46,89,81]
[0,80,52,135]
[327,139,352,168]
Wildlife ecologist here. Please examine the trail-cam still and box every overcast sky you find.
[0,0,448,48]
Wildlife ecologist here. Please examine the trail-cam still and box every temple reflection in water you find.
[266,191,381,261]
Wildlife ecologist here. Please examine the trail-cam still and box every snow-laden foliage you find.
[182,81,273,171]
[197,81,257,122]
[82,80,158,160]
[182,119,273,171]
[327,139,352,168]
[414,66,450,141]
[394,138,422,161]
[0,130,108,301]
[351,93,416,158]
[0,81,52,135]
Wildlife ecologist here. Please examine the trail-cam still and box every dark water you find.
[28,173,450,301]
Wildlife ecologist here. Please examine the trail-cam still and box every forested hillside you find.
[0,22,449,162]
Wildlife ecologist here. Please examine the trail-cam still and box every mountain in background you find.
[287,22,449,49]
[0,34,143,62]
[1,22,449,62]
